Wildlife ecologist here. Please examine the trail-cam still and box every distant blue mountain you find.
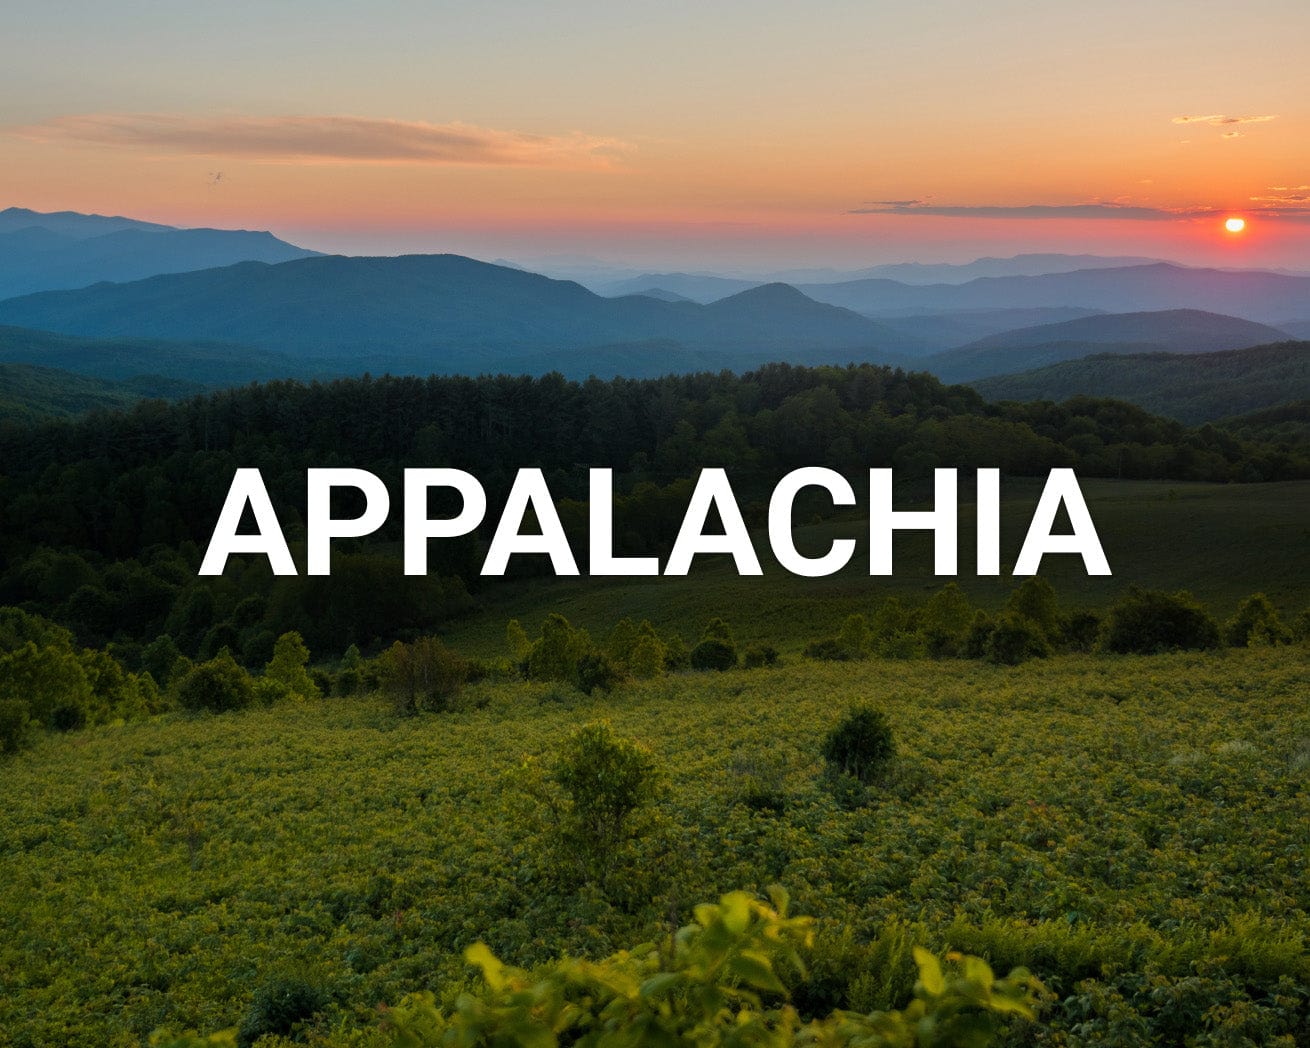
[0,206,319,299]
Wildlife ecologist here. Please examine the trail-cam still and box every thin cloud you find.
[1171,114,1278,126]
[849,201,1215,220]
[850,200,1310,222]
[9,113,628,168]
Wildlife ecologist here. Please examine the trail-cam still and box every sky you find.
[3,0,1309,273]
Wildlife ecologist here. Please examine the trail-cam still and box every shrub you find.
[984,612,1051,666]
[803,637,847,662]
[0,642,93,731]
[526,614,591,682]
[628,634,667,678]
[837,613,871,659]
[691,637,737,671]
[236,976,328,1047]
[264,631,320,700]
[553,721,660,883]
[1007,576,1061,644]
[576,650,623,695]
[821,705,896,785]
[174,652,255,713]
[742,643,779,669]
[1224,593,1291,647]
[0,698,34,755]
[381,636,468,714]
[140,634,182,686]
[1103,587,1222,654]
[919,582,975,658]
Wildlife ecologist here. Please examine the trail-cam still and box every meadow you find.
[1,647,1306,1046]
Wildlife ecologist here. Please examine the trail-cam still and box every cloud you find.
[8,113,627,168]
[848,201,1214,220]
[850,200,1310,222]
[1171,114,1278,126]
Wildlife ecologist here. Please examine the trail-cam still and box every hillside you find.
[797,263,1310,324]
[0,207,318,299]
[970,342,1310,425]
[924,310,1288,382]
[0,363,145,421]
[0,324,348,386]
[0,256,914,367]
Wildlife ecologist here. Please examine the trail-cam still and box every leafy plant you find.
[821,705,896,785]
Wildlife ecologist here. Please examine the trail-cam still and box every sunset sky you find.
[4,0,1309,272]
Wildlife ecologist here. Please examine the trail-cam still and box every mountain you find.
[796,263,1310,324]
[596,272,761,302]
[0,207,320,298]
[0,256,913,370]
[0,325,341,387]
[765,253,1166,285]
[1218,400,1310,446]
[1280,319,1310,340]
[874,307,1105,354]
[0,206,173,237]
[971,342,1310,424]
[923,309,1290,381]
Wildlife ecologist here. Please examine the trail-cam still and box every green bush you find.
[1224,593,1291,647]
[0,641,93,731]
[553,721,660,883]
[264,630,320,700]
[381,636,468,714]
[821,705,896,785]
[174,652,255,713]
[576,650,623,695]
[743,643,779,669]
[691,637,737,671]
[1103,587,1222,654]
[525,614,591,682]
[236,976,328,1047]
[0,697,34,755]
[985,612,1052,666]
[378,889,1041,1047]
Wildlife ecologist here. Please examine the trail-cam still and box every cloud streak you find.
[850,200,1310,222]
[1171,114,1278,126]
[8,113,627,168]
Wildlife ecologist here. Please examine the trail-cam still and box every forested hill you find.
[972,342,1310,424]
[1,362,1305,659]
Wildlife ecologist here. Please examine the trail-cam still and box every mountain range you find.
[923,310,1291,382]
[0,255,918,367]
[0,206,318,299]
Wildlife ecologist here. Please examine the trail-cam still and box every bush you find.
[0,698,34,755]
[174,652,255,713]
[0,642,93,731]
[984,612,1051,666]
[264,631,320,700]
[553,721,660,883]
[576,650,623,695]
[236,976,328,1047]
[628,634,667,678]
[742,643,779,669]
[526,614,591,682]
[821,706,896,785]
[691,637,737,671]
[381,636,468,714]
[803,637,847,662]
[1224,593,1291,647]
[1103,587,1222,654]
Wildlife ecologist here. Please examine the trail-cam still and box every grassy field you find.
[442,478,1310,658]
[1,647,1307,1045]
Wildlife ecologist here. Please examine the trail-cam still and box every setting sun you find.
[1225,216,1247,234]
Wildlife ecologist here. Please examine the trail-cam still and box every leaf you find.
[913,947,945,997]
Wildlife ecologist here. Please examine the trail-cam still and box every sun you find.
[1224,216,1247,234]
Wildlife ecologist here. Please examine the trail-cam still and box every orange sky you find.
[3,1,1307,270]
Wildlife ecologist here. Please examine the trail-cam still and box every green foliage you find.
[984,612,1052,666]
[742,643,780,669]
[837,613,872,659]
[380,888,1041,1047]
[0,697,35,754]
[918,583,975,658]
[264,630,321,701]
[505,619,531,664]
[552,721,661,884]
[1224,592,1292,647]
[1006,576,1061,644]
[381,636,468,714]
[525,613,592,684]
[821,705,896,785]
[628,634,667,678]
[691,637,738,672]
[174,651,256,713]
[236,976,328,1047]
[576,650,624,695]
[1103,587,1222,654]
[141,634,183,686]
